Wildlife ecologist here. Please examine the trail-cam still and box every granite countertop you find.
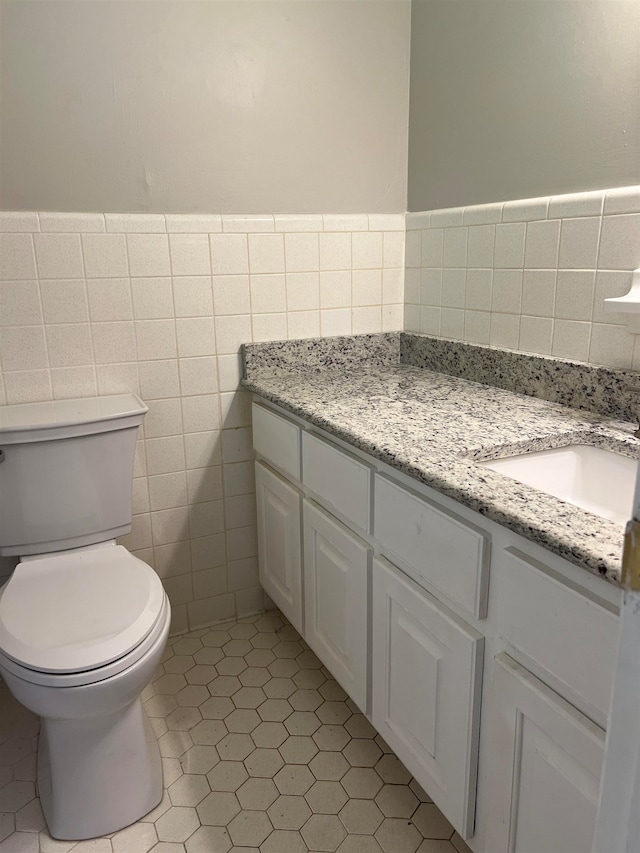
[242,333,640,586]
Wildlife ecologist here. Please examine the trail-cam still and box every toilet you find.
[0,393,171,840]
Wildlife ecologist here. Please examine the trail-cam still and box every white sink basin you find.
[477,444,638,525]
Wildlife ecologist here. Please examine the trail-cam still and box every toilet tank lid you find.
[0,546,165,673]
[0,393,148,444]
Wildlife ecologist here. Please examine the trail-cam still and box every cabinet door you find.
[255,461,303,634]
[486,653,605,853]
[303,500,370,712]
[371,557,483,839]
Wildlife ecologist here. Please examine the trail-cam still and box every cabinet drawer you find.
[374,475,490,619]
[252,402,301,480]
[492,547,618,722]
[302,432,372,532]
[372,557,483,839]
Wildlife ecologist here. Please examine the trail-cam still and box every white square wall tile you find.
[382,268,403,304]
[250,274,287,314]
[421,229,443,268]
[213,275,251,316]
[524,220,561,269]
[464,269,492,311]
[404,230,422,268]
[34,233,84,278]
[352,306,382,334]
[463,310,491,345]
[420,268,442,306]
[151,508,190,549]
[46,323,93,367]
[92,321,137,364]
[217,353,243,392]
[414,304,435,335]
[320,308,351,337]
[466,225,495,269]
[87,278,133,321]
[220,391,252,429]
[148,471,188,511]
[287,310,321,339]
[179,356,219,396]
[131,277,174,319]
[139,359,181,400]
[284,234,319,272]
[558,217,601,269]
[522,270,556,317]
[173,276,213,317]
[214,315,252,354]
[491,270,523,314]
[320,271,351,309]
[589,323,633,369]
[441,269,465,309]
[51,365,97,399]
[551,319,591,361]
[319,233,351,271]
[555,271,596,321]
[82,234,129,277]
[252,312,287,342]
[598,214,640,270]
[0,280,42,325]
[144,398,184,438]
[3,369,51,403]
[248,234,285,274]
[440,307,464,340]
[404,268,420,304]
[184,430,221,469]
[382,303,403,332]
[383,232,405,268]
[0,234,37,280]
[493,223,525,269]
[176,317,216,357]
[286,272,320,311]
[169,234,211,276]
[442,228,467,268]
[210,234,249,275]
[96,362,140,396]
[127,234,171,277]
[351,269,382,307]
[189,465,224,504]
[135,319,178,360]
[352,232,383,269]
[146,435,187,476]
[519,316,553,355]
[182,395,221,434]
[490,313,520,349]
[40,279,89,323]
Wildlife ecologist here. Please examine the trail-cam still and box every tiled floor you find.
[0,611,473,853]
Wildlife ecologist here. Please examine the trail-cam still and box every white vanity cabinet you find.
[251,396,621,852]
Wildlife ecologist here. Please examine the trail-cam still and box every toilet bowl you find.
[0,394,171,840]
[0,542,171,840]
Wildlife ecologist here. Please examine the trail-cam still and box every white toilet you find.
[0,393,171,840]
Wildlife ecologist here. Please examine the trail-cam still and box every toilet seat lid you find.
[0,546,165,673]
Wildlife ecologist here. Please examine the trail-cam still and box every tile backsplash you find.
[0,212,405,632]
[404,185,640,371]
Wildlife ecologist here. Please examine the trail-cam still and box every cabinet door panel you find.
[372,557,483,839]
[487,653,605,853]
[303,500,370,712]
[255,461,303,634]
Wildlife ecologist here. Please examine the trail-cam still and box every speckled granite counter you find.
[242,333,640,585]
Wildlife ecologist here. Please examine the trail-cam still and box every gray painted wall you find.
[0,0,410,213]
[408,0,640,211]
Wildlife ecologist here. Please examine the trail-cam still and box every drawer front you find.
[492,547,618,722]
[302,432,372,532]
[252,402,301,480]
[372,557,483,839]
[374,475,490,619]
[303,500,371,713]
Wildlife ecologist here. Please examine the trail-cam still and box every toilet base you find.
[38,697,163,840]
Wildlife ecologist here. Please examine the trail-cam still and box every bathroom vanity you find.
[243,333,635,853]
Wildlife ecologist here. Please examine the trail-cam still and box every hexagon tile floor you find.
[0,610,474,853]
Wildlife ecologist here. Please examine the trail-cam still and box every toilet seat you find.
[0,545,166,685]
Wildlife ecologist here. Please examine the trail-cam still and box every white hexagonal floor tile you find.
[0,611,457,853]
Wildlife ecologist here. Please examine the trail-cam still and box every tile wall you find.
[0,212,405,632]
[404,186,640,370]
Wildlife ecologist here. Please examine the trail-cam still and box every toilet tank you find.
[0,394,148,557]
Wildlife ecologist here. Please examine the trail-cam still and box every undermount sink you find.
[477,444,638,525]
